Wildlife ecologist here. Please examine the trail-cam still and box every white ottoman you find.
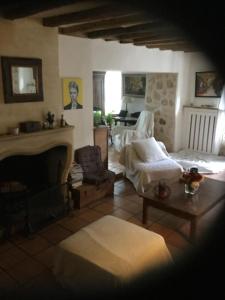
[53,215,172,292]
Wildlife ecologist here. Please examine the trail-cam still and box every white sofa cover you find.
[119,143,183,193]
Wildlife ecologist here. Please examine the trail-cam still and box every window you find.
[105,71,122,114]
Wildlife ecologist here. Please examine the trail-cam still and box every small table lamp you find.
[122,96,134,113]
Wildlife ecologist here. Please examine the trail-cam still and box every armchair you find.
[119,138,183,193]
[69,146,116,208]
[112,110,154,152]
[74,145,115,186]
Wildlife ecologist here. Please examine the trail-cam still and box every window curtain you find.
[93,71,106,114]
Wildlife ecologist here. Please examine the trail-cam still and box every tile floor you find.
[0,146,224,298]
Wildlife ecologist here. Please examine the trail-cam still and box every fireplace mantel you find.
[0,126,74,183]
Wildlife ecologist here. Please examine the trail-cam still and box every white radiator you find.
[183,107,221,154]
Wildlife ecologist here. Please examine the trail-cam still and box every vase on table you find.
[184,182,199,195]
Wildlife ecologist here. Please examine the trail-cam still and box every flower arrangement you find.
[154,180,171,199]
[181,167,204,195]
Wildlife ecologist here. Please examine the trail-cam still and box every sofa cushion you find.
[132,137,168,162]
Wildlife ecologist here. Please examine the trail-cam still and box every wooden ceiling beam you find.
[87,21,170,39]
[119,40,134,44]
[59,13,151,35]
[146,43,197,52]
[116,33,163,44]
[132,33,185,43]
[145,41,192,47]
[2,0,89,20]
[134,38,187,46]
[117,33,187,45]
[43,4,141,27]
[114,29,180,41]
[159,47,197,52]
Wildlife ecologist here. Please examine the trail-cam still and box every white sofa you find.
[119,138,183,193]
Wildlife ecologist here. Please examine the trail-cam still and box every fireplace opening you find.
[0,145,69,237]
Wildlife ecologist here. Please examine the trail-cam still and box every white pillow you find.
[132,137,168,162]
[157,141,169,157]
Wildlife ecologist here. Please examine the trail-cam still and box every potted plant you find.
[106,113,113,127]
[93,110,102,127]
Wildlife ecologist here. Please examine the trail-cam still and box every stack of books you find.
[69,163,83,188]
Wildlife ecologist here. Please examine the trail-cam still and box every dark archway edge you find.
[7,1,225,299]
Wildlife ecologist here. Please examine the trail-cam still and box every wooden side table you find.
[140,178,225,242]
[93,126,108,169]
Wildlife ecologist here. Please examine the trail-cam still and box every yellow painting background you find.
[62,77,83,107]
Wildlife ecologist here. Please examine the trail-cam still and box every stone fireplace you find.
[0,126,74,235]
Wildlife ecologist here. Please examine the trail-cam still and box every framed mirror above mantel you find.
[1,56,44,103]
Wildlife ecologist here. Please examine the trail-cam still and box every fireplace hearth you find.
[0,126,74,237]
[0,146,69,236]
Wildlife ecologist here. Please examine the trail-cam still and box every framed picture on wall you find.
[195,71,224,98]
[1,56,44,103]
[62,77,83,110]
[122,73,146,97]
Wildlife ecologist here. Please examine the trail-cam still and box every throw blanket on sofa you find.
[119,144,183,193]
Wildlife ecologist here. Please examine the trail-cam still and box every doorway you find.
[92,70,124,176]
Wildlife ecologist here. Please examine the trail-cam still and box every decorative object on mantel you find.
[180,167,204,195]
[60,114,66,127]
[46,111,55,129]
[8,127,20,136]
[19,121,42,133]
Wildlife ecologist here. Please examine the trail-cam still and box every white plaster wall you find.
[179,52,221,150]
[90,40,184,71]
[0,19,61,134]
[174,51,221,151]
[187,52,220,107]
[58,36,93,150]
[58,36,192,150]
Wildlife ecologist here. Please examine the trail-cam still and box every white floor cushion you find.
[53,215,172,292]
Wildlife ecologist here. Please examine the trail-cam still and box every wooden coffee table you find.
[139,178,225,242]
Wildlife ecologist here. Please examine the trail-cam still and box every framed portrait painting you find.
[122,73,146,97]
[195,71,224,98]
[62,77,83,110]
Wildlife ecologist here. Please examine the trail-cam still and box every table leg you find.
[190,217,198,242]
[142,198,147,224]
